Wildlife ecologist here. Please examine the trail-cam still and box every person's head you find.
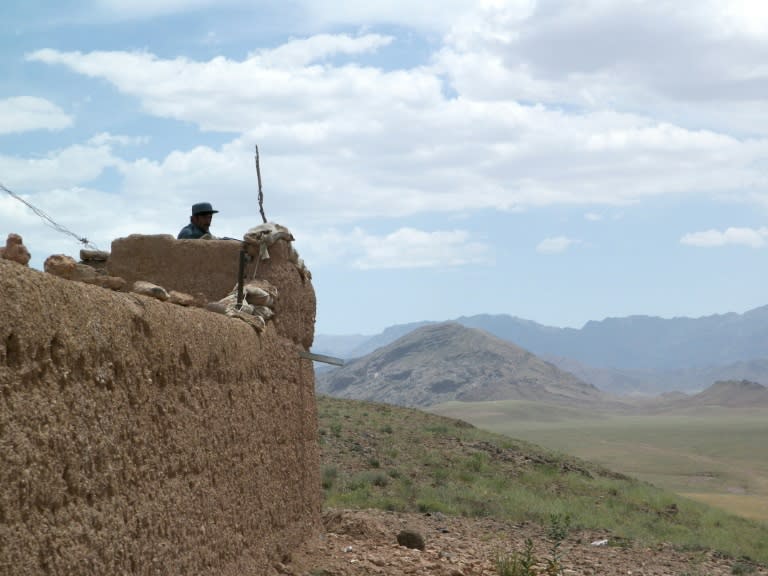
[190,202,219,232]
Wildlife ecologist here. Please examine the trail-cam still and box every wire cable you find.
[1,182,99,250]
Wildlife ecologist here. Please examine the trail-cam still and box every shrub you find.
[547,512,572,542]
[496,539,537,576]
[321,466,338,490]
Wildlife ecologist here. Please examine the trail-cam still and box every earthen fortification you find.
[0,234,320,575]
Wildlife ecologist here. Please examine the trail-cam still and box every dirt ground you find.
[282,508,768,576]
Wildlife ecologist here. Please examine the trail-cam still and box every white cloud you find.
[0,97,72,134]
[25,41,768,223]
[356,227,492,269]
[584,212,602,221]
[0,142,119,191]
[712,0,768,38]
[250,33,394,67]
[680,227,768,248]
[436,0,768,136]
[586,124,737,152]
[88,133,149,147]
[301,227,491,269]
[26,42,444,135]
[536,236,580,254]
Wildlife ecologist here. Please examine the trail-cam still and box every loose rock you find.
[396,529,425,551]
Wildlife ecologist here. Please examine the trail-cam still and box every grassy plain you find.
[430,400,768,521]
[317,395,768,564]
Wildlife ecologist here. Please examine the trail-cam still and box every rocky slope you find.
[285,508,768,576]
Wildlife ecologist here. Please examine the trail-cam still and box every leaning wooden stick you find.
[255,144,267,224]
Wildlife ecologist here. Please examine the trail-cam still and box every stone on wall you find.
[132,280,170,301]
[1,233,31,266]
[169,290,197,306]
[44,254,98,281]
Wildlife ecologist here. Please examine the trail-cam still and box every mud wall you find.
[107,235,315,349]
[0,250,320,575]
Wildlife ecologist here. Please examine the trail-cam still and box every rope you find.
[0,182,99,250]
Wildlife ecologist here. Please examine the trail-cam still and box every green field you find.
[430,400,768,521]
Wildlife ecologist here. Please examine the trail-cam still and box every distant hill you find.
[681,380,768,408]
[315,322,605,407]
[544,356,768,395]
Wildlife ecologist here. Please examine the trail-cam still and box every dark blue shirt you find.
[177,222,208,239]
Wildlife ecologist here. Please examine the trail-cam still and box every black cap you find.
[192,202,219,215]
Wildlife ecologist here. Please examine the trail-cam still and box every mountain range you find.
[314,305,768,394]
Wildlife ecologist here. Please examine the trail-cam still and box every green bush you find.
[321,466,338,490]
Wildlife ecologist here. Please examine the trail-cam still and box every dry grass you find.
[431,399,768,520]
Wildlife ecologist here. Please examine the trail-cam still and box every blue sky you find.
[2,0,768,335]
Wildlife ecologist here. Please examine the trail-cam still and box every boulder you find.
[1,233,31,266]
[44,254,97,281]
[131,280,169,301]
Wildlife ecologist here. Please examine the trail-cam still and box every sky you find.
[2,0,768,336]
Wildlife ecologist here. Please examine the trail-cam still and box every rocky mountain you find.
[315,322,605,408]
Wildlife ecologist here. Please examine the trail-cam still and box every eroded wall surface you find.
[0,253,320,575]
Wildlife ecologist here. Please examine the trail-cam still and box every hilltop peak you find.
[316,322,603,407]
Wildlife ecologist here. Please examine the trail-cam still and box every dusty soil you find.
[285,508,768,576]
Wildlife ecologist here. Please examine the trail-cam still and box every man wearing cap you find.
[178,202,219,239]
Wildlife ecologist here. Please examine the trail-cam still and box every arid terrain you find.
[287,508,767,575]
[278,396,768,576]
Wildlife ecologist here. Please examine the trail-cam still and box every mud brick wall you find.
[0,253,320,575]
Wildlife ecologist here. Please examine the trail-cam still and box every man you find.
[177,202,219,239]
